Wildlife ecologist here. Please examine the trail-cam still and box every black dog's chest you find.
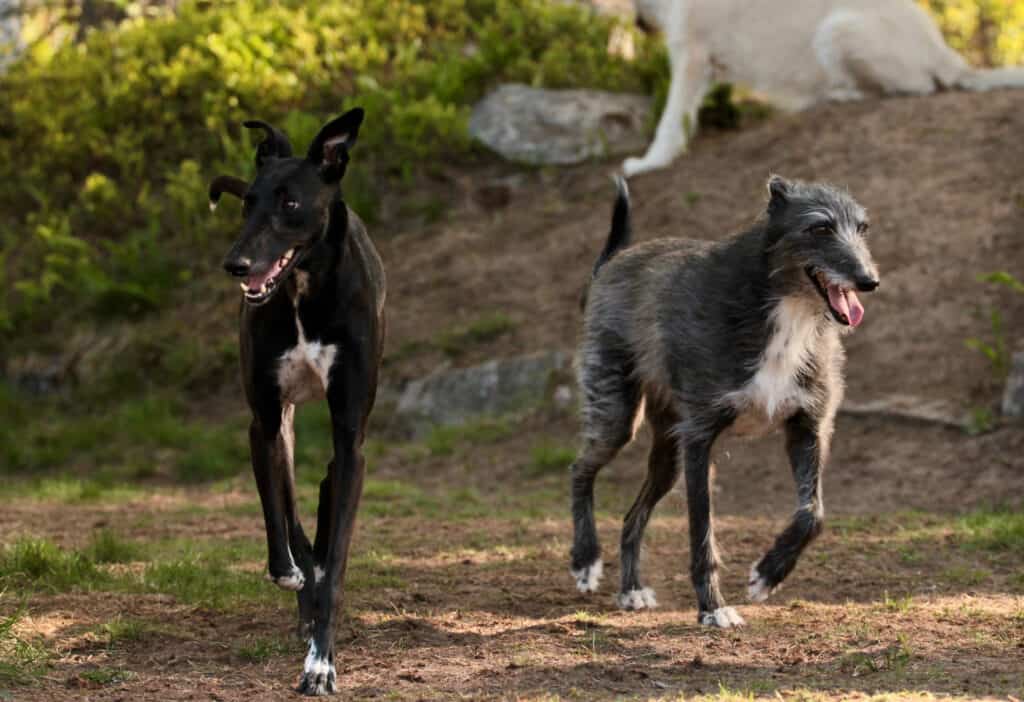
[273,288,339,405]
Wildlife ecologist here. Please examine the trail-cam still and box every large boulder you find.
[395,351,573,437]
[469,84,651,166]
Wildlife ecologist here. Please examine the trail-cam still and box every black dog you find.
[209,108,385,695]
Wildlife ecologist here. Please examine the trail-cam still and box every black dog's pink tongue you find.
[827,285,865,327]
[244,257,286,293]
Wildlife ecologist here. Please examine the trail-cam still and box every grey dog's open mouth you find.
[807,267,864,327]
[241,247,299,304]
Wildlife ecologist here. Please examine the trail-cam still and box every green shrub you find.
[0,0,666,335]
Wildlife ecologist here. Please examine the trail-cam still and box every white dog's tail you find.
[957,66,1024,92]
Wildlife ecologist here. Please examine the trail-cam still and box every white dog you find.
[625,0,1024,176]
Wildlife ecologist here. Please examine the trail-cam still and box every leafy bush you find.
[919,0,1024,67]
[0,0,666,335]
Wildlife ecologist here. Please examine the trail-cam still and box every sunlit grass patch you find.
[957,508,1024,551]
[86,530,142,565]
[74,667,134,686]
[0,538,111,592]
[96,617,151,649]
[0,605,49,686]
[527,440,575,476]
[235,634,294,663]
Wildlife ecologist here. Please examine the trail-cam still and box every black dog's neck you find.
[292,197,350,300]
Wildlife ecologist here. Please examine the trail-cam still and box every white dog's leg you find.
[624,36,709,177]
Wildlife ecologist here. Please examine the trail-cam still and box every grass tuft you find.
[0,538,109,591]
[527,441,575,476]
[958,508,1024,551]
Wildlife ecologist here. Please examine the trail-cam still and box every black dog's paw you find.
[296,664,336,696]
[297,643,336,696]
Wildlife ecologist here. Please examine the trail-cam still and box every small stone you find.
[1002,351,1024,418]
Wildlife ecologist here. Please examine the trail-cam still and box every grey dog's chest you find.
[723,299,822,438]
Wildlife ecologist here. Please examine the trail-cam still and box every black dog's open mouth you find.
[806,267,864,327]
[241,247,300,304]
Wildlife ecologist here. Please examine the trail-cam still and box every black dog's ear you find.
[208,175,249,211]
[243,120,294,168]
[766,174,791,215]
[306,108,364,183]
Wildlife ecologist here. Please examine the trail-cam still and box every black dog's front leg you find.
[748,408,827,601]
[249,405,310,593]
[297,349,374,697]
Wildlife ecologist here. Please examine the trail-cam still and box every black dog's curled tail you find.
[592,175,632,278]
[580,175,632,311]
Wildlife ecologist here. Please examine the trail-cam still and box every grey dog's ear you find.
[766,174,791,215]
[243,120,294,168]
[208,175,248,211]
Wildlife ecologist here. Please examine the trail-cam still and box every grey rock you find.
[1002,351,1024,418]
[469,84,651,166]
[395,351,572,437]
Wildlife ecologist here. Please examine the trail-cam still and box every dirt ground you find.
[3,90,1024,700]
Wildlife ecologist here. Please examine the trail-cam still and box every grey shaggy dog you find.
[569,175,879,627]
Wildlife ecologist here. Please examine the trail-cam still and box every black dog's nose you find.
[856,277,880,292]
[223,257,252,277]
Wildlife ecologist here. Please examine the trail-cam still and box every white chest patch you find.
[725,298,821,436]
[277,312,337,405]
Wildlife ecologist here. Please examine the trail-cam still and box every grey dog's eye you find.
[283,199,300,211]
[809,224,832,236]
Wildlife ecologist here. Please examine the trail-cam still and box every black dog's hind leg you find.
[617,404,680,610]
[250,403,312,595]
[570,343,641,594]
[682,421,745,628]
[748,408,827,601]
[298,345,376,697]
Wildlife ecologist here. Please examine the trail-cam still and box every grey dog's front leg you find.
[748,409,826,601]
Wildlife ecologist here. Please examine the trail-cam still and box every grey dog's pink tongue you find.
[827,284,864,327]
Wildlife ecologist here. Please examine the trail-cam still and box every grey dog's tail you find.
[580,176,632,311]
[593,175,632,277]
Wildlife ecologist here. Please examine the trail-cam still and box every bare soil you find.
[4,89,1024,701]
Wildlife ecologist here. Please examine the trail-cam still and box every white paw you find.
[297,641,336,696]
[571,558,603,593]
[700,606,745,628]
[267,566,305,592]
[616,587,658,611]
[747,563,774,602]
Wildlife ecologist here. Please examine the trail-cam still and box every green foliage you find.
[0,0,666,334]
[424,416,514,456]
[964,271,1023,380]
[0,386,248,481]
[919,0,1024,67]
[436,312,517,357]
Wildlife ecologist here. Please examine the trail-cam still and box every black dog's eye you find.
[809,224,832,236]
[283,199,300,211]
[857,222,870,234]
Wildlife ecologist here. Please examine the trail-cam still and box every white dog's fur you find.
[625,0,1024,176]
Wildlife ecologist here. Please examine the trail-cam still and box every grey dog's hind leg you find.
[617,404,680,610]
[570,344,642,594]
